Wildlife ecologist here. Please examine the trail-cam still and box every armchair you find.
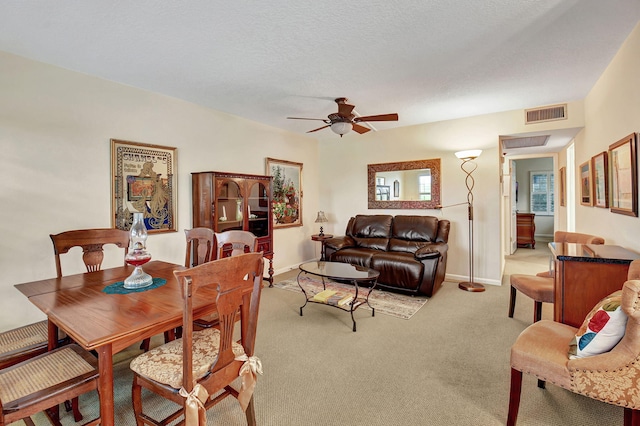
[507,259,640,425]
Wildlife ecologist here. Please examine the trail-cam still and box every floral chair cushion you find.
[130,328,246,389]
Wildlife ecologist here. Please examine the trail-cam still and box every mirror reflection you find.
[368,159,441,209]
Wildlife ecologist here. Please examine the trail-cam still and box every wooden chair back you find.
[184,227,215,267]
[215,231,258,259]
[554,231,605,245]
[176,252,263,388]
[50,228,129,278]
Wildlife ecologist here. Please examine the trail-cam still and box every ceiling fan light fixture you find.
[330,121,353,137]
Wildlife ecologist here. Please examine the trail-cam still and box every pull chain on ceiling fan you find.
[287,98,398,137]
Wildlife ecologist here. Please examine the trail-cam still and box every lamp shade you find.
[455,150,482,160]
[330,121,353,135]
[315,211,328,223]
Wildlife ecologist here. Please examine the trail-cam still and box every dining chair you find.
[508,230,605,323]
[184,227,215,267]
[130,252,264,426]
[215,230,258,259]
[50,228,162,351]
[0,343,100,426]
[191,230,259,330]
[507,259,640,426]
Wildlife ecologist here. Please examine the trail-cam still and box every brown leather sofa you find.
[323,215,450,297]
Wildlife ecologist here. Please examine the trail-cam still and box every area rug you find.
[273,275,428,320]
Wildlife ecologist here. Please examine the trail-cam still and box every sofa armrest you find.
[415,242,447,261]
[324,236,356,251]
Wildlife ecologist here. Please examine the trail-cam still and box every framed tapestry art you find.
[608,133,638,217]
[579,161,592,206]
[111,139,177,233]
[591,152,608,208]
[266,157,303,228]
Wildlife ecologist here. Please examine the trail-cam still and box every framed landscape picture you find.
[266,157,303,228]
[591,152,609,208]
[579,161,592,206]
[111,139,177,233]
[608,133,638,217]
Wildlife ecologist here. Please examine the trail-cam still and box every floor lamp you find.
[455,149,485,292]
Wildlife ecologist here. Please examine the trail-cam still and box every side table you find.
[311,234,333,261]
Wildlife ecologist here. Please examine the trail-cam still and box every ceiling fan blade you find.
[338,102,355,117]
[307,124,331,133]
[352,123,371,134]
[355,113,399,122]
[287,117,327,121]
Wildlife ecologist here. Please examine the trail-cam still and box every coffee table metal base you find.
[297,262,379,332]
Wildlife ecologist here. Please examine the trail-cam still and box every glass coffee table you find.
[297,261,379,332]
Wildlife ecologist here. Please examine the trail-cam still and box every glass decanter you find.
[123,212,153,289]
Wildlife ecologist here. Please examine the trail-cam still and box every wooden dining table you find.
[14,260,221,426]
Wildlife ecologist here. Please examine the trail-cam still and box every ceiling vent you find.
[525,104,567,124]
[502,135,550,150]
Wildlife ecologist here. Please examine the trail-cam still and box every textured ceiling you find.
[0,1,638,140]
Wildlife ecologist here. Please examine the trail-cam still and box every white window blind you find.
[530,171,554,215]
[418,174,431,201]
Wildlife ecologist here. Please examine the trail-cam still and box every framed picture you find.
[559,167,566,207]
[591,152,609,208]
[111,139,177,233]
[579,161,592,206]
[608,133,638,217]
[393,179,400,198]
[266,157,303,228]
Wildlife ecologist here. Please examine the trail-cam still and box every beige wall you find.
[572,22,640,249]
[317,104,585,286]
[2,21,638,331]
[0,51,320,330]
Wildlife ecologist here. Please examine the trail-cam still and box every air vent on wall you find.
[525,104,567,124]
[502,135,550,150]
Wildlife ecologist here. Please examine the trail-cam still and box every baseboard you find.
[445,273,501,287]
[277,263,502,287]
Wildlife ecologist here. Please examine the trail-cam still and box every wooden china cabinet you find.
[191,171,274,284]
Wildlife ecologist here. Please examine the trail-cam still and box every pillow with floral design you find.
[569,290,627,359]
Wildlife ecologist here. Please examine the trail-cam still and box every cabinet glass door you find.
[247,182,269,237]
[217,181,243,232]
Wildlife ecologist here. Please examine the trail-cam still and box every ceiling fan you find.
[287,98,399,137]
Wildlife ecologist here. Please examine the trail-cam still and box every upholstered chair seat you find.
[509,275,554,323]
[130,328,246,389]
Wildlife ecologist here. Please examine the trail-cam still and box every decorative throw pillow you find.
[569,290,627,359]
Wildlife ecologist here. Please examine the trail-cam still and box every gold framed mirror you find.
[367,158,441,209]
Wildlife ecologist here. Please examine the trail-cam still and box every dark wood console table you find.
[551,242,640,327]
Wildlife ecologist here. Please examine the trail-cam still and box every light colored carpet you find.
[273,274,428,320]
[21,242,622,425]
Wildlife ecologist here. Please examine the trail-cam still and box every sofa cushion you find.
[388,216,439,253]
[393,215,438,241]
[331,248,378,268]
[370,252,424,292]
[350,215,392,250]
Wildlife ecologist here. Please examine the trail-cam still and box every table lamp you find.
[315,211,328,236]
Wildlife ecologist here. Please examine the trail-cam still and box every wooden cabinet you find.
[192,171,274,284]
[516,213,535,248]
[551,243,640,327]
